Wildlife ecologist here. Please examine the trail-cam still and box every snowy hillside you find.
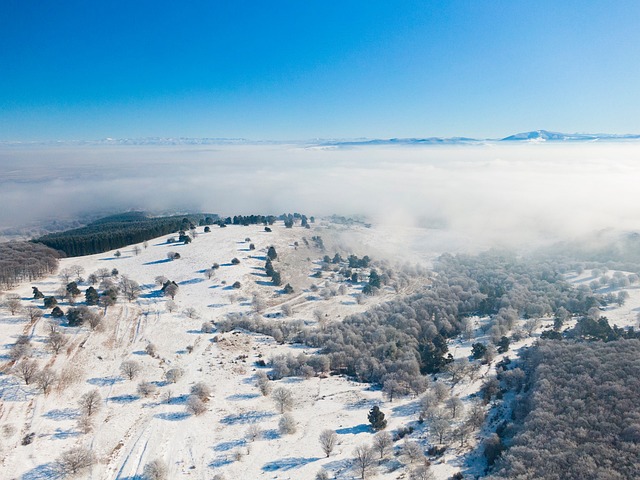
[2,220,639,479]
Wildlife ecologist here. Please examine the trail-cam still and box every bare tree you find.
[166,300,177,312]
[246,424,263,442]
[278,413,296,434]
[120,360,141,380]
[430,417,451,445]
[372,431,393,459]
[24,305,44,323]
[201,321,214,333]
[48,330,68,354]
[186,395,207,416]
[143,458,168,480]
[78,389,102,417]
[281,304,293,317]
[204,268,215,280]
[252,294,266,313]
[120,277,141,302]
[402,440,424,464]
[5,295,22,315]
[319,429,338,457]
[9,337,32,361]
[445,395,464,419]
[36,368,57,394]
[76,414,94,434]
[183,307,199,319]
[271,387,294,413]
[56,447,96,476]
[137,381,157,397]
[14,359,39,385]
[165,367,184,384]
[352,444,376,479]
[133,245,141,256]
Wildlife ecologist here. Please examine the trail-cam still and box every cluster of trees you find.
[36,213,204,256]
[0,241,62,288]
[224,250,604,389]
[488,340,640,480]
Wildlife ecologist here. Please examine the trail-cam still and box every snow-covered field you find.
[2,221,639,480]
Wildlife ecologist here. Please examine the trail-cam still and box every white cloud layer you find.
[1,142,639,248]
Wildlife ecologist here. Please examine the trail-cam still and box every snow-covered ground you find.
[2,221,639,480]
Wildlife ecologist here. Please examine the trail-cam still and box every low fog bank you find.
[1,142,639,251]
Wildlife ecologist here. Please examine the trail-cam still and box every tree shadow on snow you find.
[108,394,140,403]
[391,399,421,417]
[220,411,274,425]
[213,439,246,452]
[262,457,320,471]
[22,463,63,480]
[87,376,122,387]
[226,393,260,401]
[336,424,370,435]
[143,258,172,265]
[154,411,191,421]
[179,278,204,285]
[42,408,79,421]
[209,456,233,469]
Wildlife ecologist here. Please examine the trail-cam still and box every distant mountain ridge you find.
[2,130,639,147]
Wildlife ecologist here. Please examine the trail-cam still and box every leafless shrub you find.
[183,307,199,319]
[255,371,271,396]
[55,447,96,476]
[143,458,168,480]
[165,368,184,384]
[278,413,296,434]
[246,424,263,442]
[48,330,68,354]
[137,381,158,397]
[190,382,212,402]
[186,395,207,416]
[201,321,214,333]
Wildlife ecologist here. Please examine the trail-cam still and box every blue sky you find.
[1,1,639,140]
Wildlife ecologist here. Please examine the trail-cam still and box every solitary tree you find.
[272,387,294,413]
[368,406,387,431]
[78,389,102,417]
[120,360,141,380]
[319,429,338,457]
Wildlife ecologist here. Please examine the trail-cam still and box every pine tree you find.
[267,246,278,260]
[368,406,387,431]
[85,287,100,306]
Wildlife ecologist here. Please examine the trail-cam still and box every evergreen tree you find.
[51,306,64,318]
[44,296,58,309]
[66,282,81,297]
[32,287,44,299]
[85,287,100,306]
[283,283,294,294]
[368,270,381,289]
[272,271,282,286]
[267,246,278,260]
[368,406,387,431]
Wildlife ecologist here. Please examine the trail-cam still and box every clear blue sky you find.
[2,1,639,140]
